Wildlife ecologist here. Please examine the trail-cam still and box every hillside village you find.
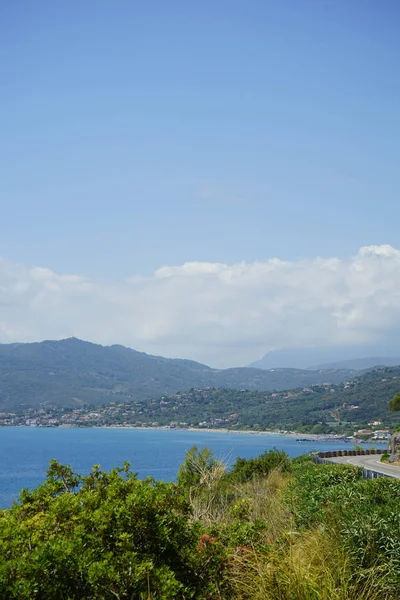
[0,374,396,441]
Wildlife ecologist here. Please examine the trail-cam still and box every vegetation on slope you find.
[3,366,400,433]
[130,366,400,430]
[0,338,356,411]
[0,450,399,599]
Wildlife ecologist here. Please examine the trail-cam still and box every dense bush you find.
[287,456,400,594]
[177,445,226,490]
[288,457,363,527]
[0,451,399,599]
[228,448,291,483]
[0,460,228,599]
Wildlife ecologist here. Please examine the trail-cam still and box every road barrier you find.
[312,449,394,479]
[317,448,386,458]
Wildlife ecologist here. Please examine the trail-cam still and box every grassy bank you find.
[0,450,399,598]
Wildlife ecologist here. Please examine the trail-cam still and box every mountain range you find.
[308,357,400,371]
[0,338,361,411]
[249,346,400,370]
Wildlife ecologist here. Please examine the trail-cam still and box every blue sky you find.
[1,1,400,365]
[2,0,399,277]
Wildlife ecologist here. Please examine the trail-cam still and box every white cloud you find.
[1,245,400,367]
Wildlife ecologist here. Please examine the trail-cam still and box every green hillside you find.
[0,338,355,411]
[103,366,400,431]
[6,365,400,432]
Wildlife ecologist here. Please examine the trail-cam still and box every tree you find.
[388,392,400,412]
[177,446,225,490]
[177,446,227,524]
[0,460,227,599]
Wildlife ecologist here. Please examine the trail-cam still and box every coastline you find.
[95,425,387,444]
[2,424,387,445]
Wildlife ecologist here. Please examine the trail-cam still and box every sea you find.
[0,427,384,508]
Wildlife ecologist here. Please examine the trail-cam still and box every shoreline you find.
[2,424,388,445]
[95,425,387,444]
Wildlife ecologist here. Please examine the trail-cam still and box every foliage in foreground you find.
[0,460,226,599]
[0,450,400,599]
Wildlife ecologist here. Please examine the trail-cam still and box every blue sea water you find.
[0,427,383,508]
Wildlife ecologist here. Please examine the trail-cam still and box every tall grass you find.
[229,524,391,600]
[180,449,400,599]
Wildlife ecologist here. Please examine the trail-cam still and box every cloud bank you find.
[1,245,400,367]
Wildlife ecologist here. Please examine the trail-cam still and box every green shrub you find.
[0,460,228,599]
[287,460,363,528]
[2,450,400,599]
[228,448,291,484]
[287,460,400,593]
[177,445,226,490]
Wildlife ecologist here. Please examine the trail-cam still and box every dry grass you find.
[188,464,396,599]
[228,470,290,543]
[229,525,391,600]
[188,466,290,533]
[382,458,400,467]
[187,459,228,523]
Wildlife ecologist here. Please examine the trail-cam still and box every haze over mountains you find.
[309,357,400,371]
[250,346,400,370]
[0,338,361,412]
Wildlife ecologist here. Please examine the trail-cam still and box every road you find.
[330,454,400,479]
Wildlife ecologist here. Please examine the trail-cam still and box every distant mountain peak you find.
[249,346,400,370]
[309,357,400,371]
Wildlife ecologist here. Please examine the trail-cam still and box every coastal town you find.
[0,397,391,442]
[0,402,247,430]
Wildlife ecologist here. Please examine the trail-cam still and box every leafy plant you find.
[228,448,291,483]
[0,460,228,599]
[1,450,399,599]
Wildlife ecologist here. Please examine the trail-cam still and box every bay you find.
[0,427,383,508]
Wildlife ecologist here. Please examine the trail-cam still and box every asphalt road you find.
[330,454,400,479]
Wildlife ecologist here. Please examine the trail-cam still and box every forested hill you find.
[10,365,400,431]
[0,338,357,411]
[107,366,400,431]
